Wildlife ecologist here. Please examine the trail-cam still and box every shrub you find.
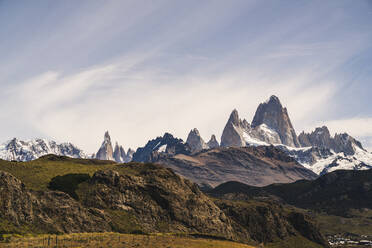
[48,173,91,200]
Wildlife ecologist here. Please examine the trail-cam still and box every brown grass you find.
[0,232,256,248]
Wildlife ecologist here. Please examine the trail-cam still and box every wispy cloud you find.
[0,0,372,152]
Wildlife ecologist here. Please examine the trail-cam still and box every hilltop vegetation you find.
[0,155,328,247]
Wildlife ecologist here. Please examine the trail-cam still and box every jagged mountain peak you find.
[186,128,208,152]
[228,109,240,126]
[189,128,201,136]
[252,95,299,147]
[132,132,191,162]
[207,135,219,149]
[334,132,365,155]
[221,109,250,147]
[104,131,111,142]
[96,131,114,161]
[264,95,282,106]
[298,126,333,148]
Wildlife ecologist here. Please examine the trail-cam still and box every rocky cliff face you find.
[186,128,209,152]
[95,131,114,161]
[78,166,236,237]
[207,135,219,149]
[0,171,111,233]
[132,133,192,162]
[0,138,86,161]
[251,95,300,147]
[214,199,328,247]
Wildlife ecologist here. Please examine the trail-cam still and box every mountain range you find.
[0,138,86,161]
[1,95,371,186]
[129,95,372,187]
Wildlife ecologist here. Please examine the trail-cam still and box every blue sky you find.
[1,0,372,153]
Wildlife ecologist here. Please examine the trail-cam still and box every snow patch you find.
[242,132,270,146]
[157,144,167,153]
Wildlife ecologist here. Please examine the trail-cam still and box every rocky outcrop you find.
[95,131,114,161]
[0,158,327,246]
[0,138,86,161]
[155,146,317,188]
[78,166,237,238]
[251,95,300,147]
[0,171,111,233]
[214,199,328,246]
[207,135,219,149]
[186,128,209,152]
[132,133,192,162]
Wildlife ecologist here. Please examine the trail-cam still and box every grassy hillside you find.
[315,209,372,236]
[0,155,329,247]
[0,155,139,191]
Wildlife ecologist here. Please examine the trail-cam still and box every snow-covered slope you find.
[0,138,86,161]
[276,143,372,175]
[305,146,372,175]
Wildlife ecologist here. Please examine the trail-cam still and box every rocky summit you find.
[207,134,220,149]
[95,131,133,163]
[221,109,251,147]
[186,128,209,152]
[298,126,365,155]
[218,95,372,176]
[132,132,192,162]
[95,131,114,161]
[251,95,300,147]
[220,96,299,148]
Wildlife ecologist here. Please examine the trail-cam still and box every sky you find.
[1,0,372,153]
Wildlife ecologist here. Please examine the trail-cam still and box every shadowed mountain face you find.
[155,146,317,188]
[209,169,372,216]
